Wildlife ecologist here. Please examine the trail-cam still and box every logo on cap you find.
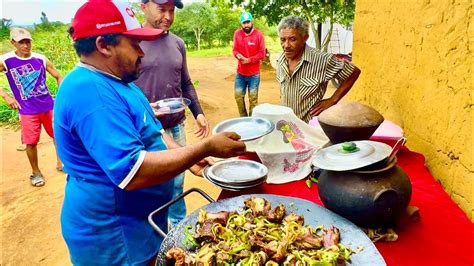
[96,21,121,30]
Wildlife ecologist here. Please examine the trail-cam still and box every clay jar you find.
[318,159,412,228]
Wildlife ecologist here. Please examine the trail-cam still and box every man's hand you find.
[194,114,210,139]
[240,57,250,64]
[189,157,214,176]
[236,53,250,64]
[4,94,21,110]
[310,98,336,117]
[205,132,246,158]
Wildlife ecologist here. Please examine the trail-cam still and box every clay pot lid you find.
[318,102,384,128]
[312,140,392,171]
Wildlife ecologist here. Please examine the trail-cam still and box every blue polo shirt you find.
[54,64,173,265]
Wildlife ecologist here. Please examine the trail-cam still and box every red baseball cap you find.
[71,0,163,41]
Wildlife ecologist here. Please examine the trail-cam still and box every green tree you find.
[175,3,216,50]
[230,0,355,51]
[0,18,13,40]
[209,0,240,47]
[37,11,52,30]
[130,2,145,24]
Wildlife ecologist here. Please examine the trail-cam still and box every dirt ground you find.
[0,56,282,265]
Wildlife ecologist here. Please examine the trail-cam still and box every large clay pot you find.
[319,120,381,144]
[318,102,384,144]
[318,161,412,228]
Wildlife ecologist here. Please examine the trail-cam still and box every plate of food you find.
[153,194,386,265]
[212,117,274,141]
[152,97,191,114]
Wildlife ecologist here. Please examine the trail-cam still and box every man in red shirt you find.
[232,12,265,116]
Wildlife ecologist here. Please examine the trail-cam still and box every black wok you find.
[148,188,386,265]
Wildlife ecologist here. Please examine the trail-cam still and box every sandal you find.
[30,173,45,187]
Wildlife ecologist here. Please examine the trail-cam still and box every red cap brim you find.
[122,28,163,41]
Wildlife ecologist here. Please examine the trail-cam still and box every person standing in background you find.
[0,27,63,187]
[136,0,209,228]
[232,11,265,117]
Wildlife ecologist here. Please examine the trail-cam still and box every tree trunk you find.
[322,22,333,52]
[322,5,336,52]
[309,20,321,50]
[302,0,320,50]
[194,28,202,51]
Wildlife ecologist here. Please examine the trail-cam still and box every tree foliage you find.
[230,0,355,51]
[209,0,241,47]
[35,11,65,31]
[173,3,216,50]
[0,18,13,39]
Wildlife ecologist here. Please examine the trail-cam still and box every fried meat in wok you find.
[166,197,353,265]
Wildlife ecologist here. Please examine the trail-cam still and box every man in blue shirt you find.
[54,1,246,265]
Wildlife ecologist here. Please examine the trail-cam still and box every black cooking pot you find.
[149,189,386,265]
[318,159,412,228]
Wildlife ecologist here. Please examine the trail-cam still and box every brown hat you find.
[10,27,32,42]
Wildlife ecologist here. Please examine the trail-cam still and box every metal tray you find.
[212,117,274,141]
[155,194,386,265]
[153,97,191,114]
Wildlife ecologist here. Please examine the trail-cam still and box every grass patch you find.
[188,46,231,57]
[188,36,281,58]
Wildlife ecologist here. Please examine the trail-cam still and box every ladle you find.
[385,137,407,164]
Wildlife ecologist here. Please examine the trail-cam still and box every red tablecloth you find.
[219,146,474,266]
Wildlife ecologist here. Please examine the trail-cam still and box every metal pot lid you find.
[312,140,392,171]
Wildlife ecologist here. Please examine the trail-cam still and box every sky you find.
[1,0,196,26]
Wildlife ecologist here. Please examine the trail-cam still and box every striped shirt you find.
[276,45,355,122]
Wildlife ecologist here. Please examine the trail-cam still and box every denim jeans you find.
[234,73,260,117]
[165,123,187,226]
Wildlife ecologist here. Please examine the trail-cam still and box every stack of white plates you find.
[203,160,268,191]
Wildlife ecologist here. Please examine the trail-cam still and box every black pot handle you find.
[148,187,215,238]
[373,188,399,206]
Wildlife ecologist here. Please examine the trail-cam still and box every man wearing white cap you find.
[0,27,63,187]
[55,1,245,265]
[137,0,209,228]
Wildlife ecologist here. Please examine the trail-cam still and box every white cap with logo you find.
[10,27,32,42]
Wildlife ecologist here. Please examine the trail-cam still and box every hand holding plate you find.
[205,132,246,158]
[189,157,214,177]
